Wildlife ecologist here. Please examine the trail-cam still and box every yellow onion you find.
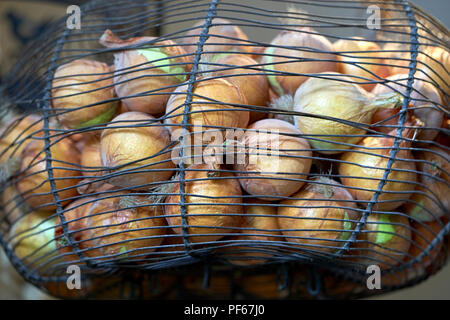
[8,211,60,274]
[278,177,360,254]
[351,213,411,270]
[83,193,167,260]
[293,73,402,154]
[371,73,444,142]
[16,137,81,212]
[99,29,191,115]
[51,59,118,129]
[211,53,270,123]
[261,27,338,96]
[233,119,312,200]
[333,37,390,91]
[54,196,97,263]
[164,164,243,243]
[165,78,249,138]
[100,111,174,190]
[81,134,103,177]
[339,125,418,211]
[404,146,450,221]
[181,18,253,59]
[223,199,282,266]
[0,114,44,166]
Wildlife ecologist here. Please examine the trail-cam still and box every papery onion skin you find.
[233,119,312,200]
[404,146,450,222]
[54,196,97,263]
[339,127,417,211]
[277,177,359,254]
[293,73,400,154]
[83,193,166,260]
[165,78,249,138]
[334,37,390,91]
[51,59,118,129]
[100,111,174,190]
[81,134,103,177]
[99,30,191,116]
[371,73,444,142]
[212,54,270,123]
[181,18,253,59]
[262,28,338,96]
[164,164,243,243]
[351,213,411,270]
[16,138,81,212]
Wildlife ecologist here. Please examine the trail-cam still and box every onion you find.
[99,29,191,115]
[8,211,60,274]
[293,73,402,154]
[165,78,249,138]
[351,213,411,270]
[233,119,312,200]
[339,125,418,211]
[333,37,390,91]
[371,73,444,142]
[164,163,243,243]
[261,27,338,96]
[83,193,167,260]
[100,111,174,190]
[1,184,29,224]
[54,196,97,263]
[404,146,450,221]
[224,199,282,266]
[277,177,360,254]
[81,134,103,177]
[211,53,270,123]
[16,137,81,211]
[181,18,253,59]
[51,59,118,129]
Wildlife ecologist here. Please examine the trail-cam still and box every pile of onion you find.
[293,73,402,154]
[371,73,444,142]
[210,53,270,123]
[16,137,81,212]
[351,213,411,270]
[333,37,390,91]
[82,193,167,261]
[404,145,450,221]
[277,177,360,254]
[339,124,418,212]
[233,119,312,200]
[181,18,253,60]
[51,59,118,129]
[99,29,191,115]
[164,164,243,243]
[100,111,174,190]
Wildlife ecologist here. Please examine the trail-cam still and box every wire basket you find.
[0,0,448,299]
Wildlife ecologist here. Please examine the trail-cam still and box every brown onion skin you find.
[100,111,174,190]
[0,114,44,163]
[165,78,249,139]
[339,127,418,212]
[404,146,450,221]
[181,18,253,59]
[83,194,167,260]
[234,119,312,200]
[81,134,103,177]
[351,213,411,270]
[99,29,191,115]
[334,38,390,92]
[164,164,243,243]
[51,59,118,129]
[211,54,270,123]
[277,177,360,254]
[262,28,338,96]
[16,138,81,211]
[371,74,444,142]
[54,196,97,263]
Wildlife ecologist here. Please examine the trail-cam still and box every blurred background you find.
[0,0,448,300]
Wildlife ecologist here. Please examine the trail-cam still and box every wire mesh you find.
[0,0,449,299]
